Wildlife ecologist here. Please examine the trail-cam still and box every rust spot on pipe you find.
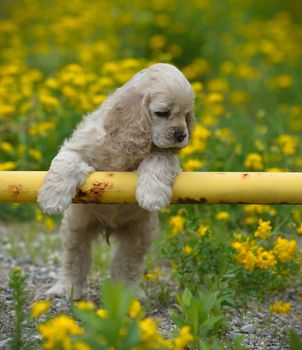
[176,197,208,204]
[219,200,247,204]
[242,173,249,179]
[106,173,114,177]
[92,181,111,194]
[7,184,25,197]
[73,181,113,203]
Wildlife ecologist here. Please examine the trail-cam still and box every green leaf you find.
[182,287,193,306]
[199,290,220,315]
[199,315,225,337]
[289,329,302,350]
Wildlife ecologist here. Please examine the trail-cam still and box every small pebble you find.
[240,323,256,334]
[269,345,280,350]
[0,338,11,349]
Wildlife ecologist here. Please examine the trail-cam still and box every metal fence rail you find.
[0,171,302,204]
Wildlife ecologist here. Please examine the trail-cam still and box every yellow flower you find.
[244,216,257,225]
[62,86,77,99]
[198,225,209,236]
[183,159,204,171]
[74,341,92,350]
[12,266,21,274]
[129,300,142,318]
[232,237,257,270]
[191,82,203,94]
[174,326,194,350]
[255,250,277,269]
[96,308,108,318]
[45,78,58,89]
[180,140,206,157]
[236,63,258,79]
[243,204,262,214]
[182,58,210,80]
[242,250,257,271]
[296,224,302,235]
[266,167,283,172]
[244,153,264,170]
[28,148,42,161]
[35,210,43,222]
[76,301,95,311]
[31,300,51,318]
[149,34,167,50]
[44,218,55,231]
[38,315,83,350]
[28,121,56,136]
[0,104,16,116]
[243,204,276,216]
[193,124,212,140]
[272,75,293,89]
[254,219,272,239]
[145,273,157,282]
[183,245,192,254]
[39,92,59,110]
[207,78,229,93]
[139,317,159,342]
[145,268,161,282]
[206,92,224,104]
[292,208,302,223]
[91,94,107,106]
[0,142,13,153]
[214,128,233,143]
[269,300,291,315]
[0,161,17,171]
[201,114,218,126]
[169,215,185,236]
[276,134,298,156]
[215,211,230,220]
[274,237,297,262]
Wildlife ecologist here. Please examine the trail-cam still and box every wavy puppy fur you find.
[38,63,195,300]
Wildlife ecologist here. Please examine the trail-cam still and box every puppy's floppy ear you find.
[185,110,196,139]
[104,86,151,156]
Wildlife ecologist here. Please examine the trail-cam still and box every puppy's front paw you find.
[136,181,172,212]
[46,282,83,300]
[37,183,74,215]
[129,286,147,302]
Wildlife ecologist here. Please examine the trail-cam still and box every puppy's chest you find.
[91,148,143,171]
[90,204,144,228]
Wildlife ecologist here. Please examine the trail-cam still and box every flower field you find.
[1,0,302,349]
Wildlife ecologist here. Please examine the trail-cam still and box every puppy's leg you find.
[38,145,94,215]
[136,152,181,212]
[47,205,100,300]
[110,212,158,300]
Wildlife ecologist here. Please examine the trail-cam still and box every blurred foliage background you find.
[1,0,302,221]
[1,0,302,302]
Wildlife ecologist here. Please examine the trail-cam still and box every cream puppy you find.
[38,63,195,299]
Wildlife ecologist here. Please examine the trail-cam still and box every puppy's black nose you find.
[174,131,187,143]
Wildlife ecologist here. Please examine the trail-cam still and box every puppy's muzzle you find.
[174,131,187,143]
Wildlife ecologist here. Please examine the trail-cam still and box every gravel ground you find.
[0,222,301,349]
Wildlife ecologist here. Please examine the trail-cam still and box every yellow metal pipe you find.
[0,171,302,204]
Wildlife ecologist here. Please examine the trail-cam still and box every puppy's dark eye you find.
[155,111,170,118]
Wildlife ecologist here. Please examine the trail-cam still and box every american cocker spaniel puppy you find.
[38,63,195,300]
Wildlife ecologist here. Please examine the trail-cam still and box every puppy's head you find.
[147,63,195,149]
[104,63,195,155]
